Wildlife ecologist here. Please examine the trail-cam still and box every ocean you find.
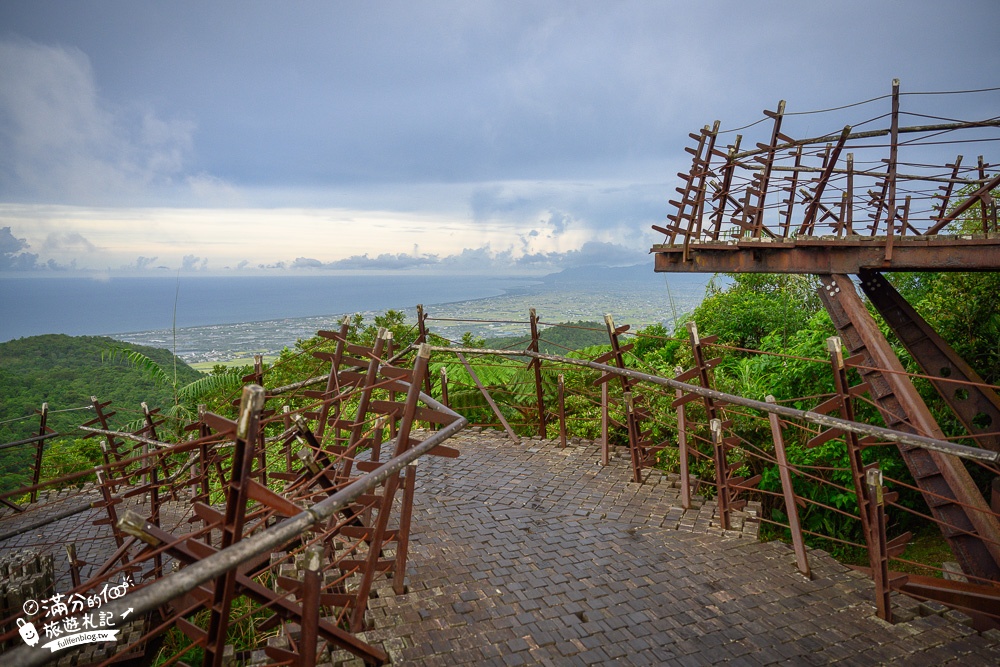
[0,269,712,362]
[0,274,531,341]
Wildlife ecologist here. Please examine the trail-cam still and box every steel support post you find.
[557,374,567,448]
[440,366,449,409]
[529,308,547,437]
[711,419,731,531]
[299,546,322,667]
[393,464,416,596]
[866,467,893,622]
[676,377,691,511]
[600,382,610,467]
[456,352,519,443]
[859,269,1000,453]
[30,403,49,503]
[204,385,266,667]
[819,274,1000,582]
[766,396,809,578]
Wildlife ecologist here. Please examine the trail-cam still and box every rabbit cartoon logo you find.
[17,618,39,647]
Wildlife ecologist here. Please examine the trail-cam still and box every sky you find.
[2,1,999,277]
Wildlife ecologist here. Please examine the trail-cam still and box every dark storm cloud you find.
[0,226,39,270]
[1,1,999,273]
[4,0,998,200]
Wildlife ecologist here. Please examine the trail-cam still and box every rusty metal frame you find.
[766,396,809,578]
[651,81,1000,274]
[859,269,1000,453]
[0,333,469,667]
[818,275,1000,581]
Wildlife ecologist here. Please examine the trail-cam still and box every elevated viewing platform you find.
[652,234,1000,274]
[651,81,1000,274]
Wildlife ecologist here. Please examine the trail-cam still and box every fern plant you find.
[102,345,244,434]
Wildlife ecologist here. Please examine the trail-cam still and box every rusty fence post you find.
[529,308,547,438]
[557,374,567,448]
[283,405,293,472]
[65,544,82,589]
[30,402,49,503]
[94,467,125,550]
[711,419,731,531]
[204,384,266,667]
[766,395,810,578]
[196,404,212,512]
[416,304,434,399]
[386,331,399,438]
[299,545,322,667]
[866,466,892,622]
[456,352,519,443]
[675,367,691,510]
[601,382,609,466]
[394,463,417,596]
[440,366,449,409]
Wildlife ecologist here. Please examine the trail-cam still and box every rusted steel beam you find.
[600,382,610,467]
[455,351,519,443]
[205,385,266,667]
[342,331,388,480]
[927,172,1000,234]
[766,396,808,577]
[798,126,851,236]
[710,419,732,531]
[600,314,646,482]
[777,145,803,238]
[814,337,875,544]
[883,80,901,265]
[652,236,1000,273]
[819,275,1000,582]
[731,117,1000,162]
[709,135,742,240]
[313,315,352,440]
[393,464,416,596]
[557,374,567,448]
[83,396,127,470]
[300,546,323,667]
[892,571,1000,629]
[0,431,60,451]
[859,270,1000,453]
[415,304,434,398]
[31,404,51,503]
[746,102,787,238]
[675,368,691,510]
[866,467,894,622]
[744,161,992,186]
[528,309,547,437]
[349,347,434,632]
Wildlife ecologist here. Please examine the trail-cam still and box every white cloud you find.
[0,37,197,205]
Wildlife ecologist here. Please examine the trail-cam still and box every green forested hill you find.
[486,320,610,354]
[0,334,203,445]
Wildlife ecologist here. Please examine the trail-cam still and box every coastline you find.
[4,268,711,365]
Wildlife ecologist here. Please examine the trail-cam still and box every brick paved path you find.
[350,429,1000,666]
